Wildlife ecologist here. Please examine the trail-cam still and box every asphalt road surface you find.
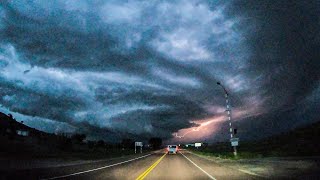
[1,149,261,180]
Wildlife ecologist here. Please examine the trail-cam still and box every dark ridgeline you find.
[0,112,47,139]
[0,112,69,157]
[0,111,153,160]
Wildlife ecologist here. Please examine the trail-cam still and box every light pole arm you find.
[217,82,228,96]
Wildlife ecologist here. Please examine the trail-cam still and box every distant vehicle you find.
[167,145,178,154]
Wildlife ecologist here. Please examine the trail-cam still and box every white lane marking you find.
[41,153,153,180]
[180,152,217,180]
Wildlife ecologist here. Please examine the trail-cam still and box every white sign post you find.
[195,143,202,149]
[135,142,143,153]
[230,138,239,147]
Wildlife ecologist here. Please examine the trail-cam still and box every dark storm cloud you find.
[220,0,320,141]
[229,0,320,106]
[0,0,319,142]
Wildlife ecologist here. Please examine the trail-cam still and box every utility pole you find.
[217,82,238,157]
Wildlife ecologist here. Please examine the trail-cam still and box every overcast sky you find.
[0,0,319,143]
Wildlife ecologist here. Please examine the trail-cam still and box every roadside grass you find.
[0,136,151,160]
[29,149,143,160]
[190,144,320,160]
[189,143,317,160]
[0,148,146,161]
[190,150,264,160]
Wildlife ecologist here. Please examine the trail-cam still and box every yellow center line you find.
[135,153,167,180]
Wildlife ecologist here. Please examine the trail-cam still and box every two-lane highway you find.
[140,150,258,180]
[2,150,258,180]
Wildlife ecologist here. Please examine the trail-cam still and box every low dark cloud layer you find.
[0,0,319,142]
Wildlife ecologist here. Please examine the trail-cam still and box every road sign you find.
[195,143,202,147]
[230,138,239,147]
[135,142,143,154]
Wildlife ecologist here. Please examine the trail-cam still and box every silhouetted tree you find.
[71,134,86,144]
[58,138,72,151]
[121,138,134,149]
[149,137,162,150]
[87,141,95,149]
[96,140,105,148]
[8,117,16,140]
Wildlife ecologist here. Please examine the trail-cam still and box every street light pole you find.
[217,82,237,157]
